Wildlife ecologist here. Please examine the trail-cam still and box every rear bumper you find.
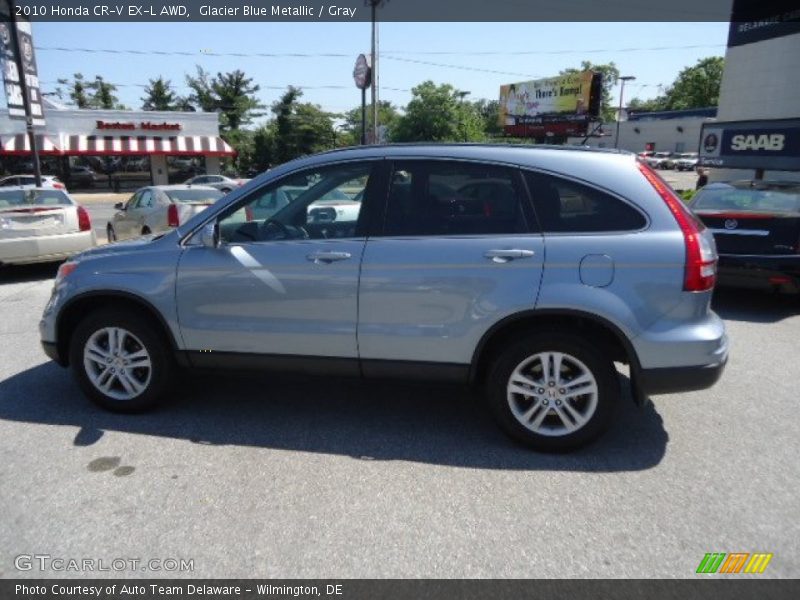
[0,231,96,265]
[639,357,727,395]
[717,254,800,294]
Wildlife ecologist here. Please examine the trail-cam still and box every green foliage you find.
[55,74,125,109]
[269,86,336,164]
[391,81,484,142]
[340,101,399,145]
[627,57,724,113]
[185,66,265,131]
[141,77,185,111]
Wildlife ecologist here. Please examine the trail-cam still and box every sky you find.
[24,21,730,122]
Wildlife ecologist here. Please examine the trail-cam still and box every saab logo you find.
[730,134,785,152]
[703,133,719,153]
[696,552,773,574]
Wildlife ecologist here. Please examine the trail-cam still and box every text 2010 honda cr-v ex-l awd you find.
[39,145,728,452]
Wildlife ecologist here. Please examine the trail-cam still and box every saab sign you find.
[699,119,800,171]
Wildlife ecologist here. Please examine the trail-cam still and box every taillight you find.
[55,261,78,283]
[637,161,717,292]
[167,204,180,227]
[53,182,65,190]
[76,205,91,232]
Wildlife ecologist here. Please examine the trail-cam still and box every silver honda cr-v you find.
[39,145,728,451]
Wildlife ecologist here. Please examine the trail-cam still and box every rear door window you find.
[523,171,646,233]
[382,161,532,236]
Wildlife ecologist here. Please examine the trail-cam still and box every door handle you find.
[307,251,352,264]
[484,249,535,263]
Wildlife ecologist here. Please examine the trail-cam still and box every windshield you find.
[0,189,71,208]
[165,189,224,203]
[693,185,800,213]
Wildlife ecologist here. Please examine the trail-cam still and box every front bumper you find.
[717,254,800,294]
[41,340,65,366]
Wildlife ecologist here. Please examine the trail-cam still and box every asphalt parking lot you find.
[0,199,798,579]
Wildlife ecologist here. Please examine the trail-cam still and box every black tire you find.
[141,226,151,235]
[69,308,175,412]
[106,225,116,243]
[220,187,232,194]
[486,333,620,452]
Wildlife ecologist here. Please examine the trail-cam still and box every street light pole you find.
[615,75,636,150]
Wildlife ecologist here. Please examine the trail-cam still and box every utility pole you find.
[615,75,636,150]
[6,0,42,185]
[368,0,387,143]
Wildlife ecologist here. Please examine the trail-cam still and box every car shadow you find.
[0,362,667,472]
[0,262,59,284]
[712,288,799,323]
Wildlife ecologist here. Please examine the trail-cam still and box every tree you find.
[185,66,264,131]
[391,81,484,143]
[270,86,335,163]
[560,61,620,122]
[88,76,122,109]
[141,77,180,111]
[55,73,91,108]
[662,56,724,110]
[627,96,667,113]
[473,98,502,137]
[340,101,399,145]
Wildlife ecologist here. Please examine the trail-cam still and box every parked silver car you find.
[106,185,224,242]
[0,187,96,265]
[183,174,249,194]
[40,145,728,451]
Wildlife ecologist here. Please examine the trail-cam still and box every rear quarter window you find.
[523,171,646,233]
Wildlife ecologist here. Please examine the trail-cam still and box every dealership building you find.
[0,102,236,189]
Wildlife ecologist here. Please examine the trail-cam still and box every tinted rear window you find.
[165,189,223,203]
[693,186,800,213]
[0,189,71,207]
[523,171,646,233]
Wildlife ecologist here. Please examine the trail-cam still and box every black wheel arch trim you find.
[469,308,644,387]
[56,290,186,366]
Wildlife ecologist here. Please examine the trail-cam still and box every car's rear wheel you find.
[69,309,173,412]
[106,225,116,243]
[486,333,619,452]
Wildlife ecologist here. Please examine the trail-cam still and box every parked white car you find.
[673,152,699,171]
[0,174,65,189]
[107,185,224,242]
[183,174,249,194]
[0,187,96,265]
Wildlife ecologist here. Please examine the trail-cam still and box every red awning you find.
[0,134,61,155]
[60,135,236,156]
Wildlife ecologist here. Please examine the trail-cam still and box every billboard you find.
[0,1,45,126]
[698,119,800,171]
[498,71,602,139]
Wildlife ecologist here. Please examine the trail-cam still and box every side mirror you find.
[199,222,220,248]
[114,202,125,210]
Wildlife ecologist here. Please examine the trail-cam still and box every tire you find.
[68,308,175,412]
[486,333,620,452]
[106,225,116,243]
[141,226,151,235]
[220,187,232,194]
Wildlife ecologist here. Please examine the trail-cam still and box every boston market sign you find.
[95,120,182,132]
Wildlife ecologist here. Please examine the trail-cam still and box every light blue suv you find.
[40,145,728,451]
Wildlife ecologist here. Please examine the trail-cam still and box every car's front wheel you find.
[486,333,619,452]
[69,309,173,412]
